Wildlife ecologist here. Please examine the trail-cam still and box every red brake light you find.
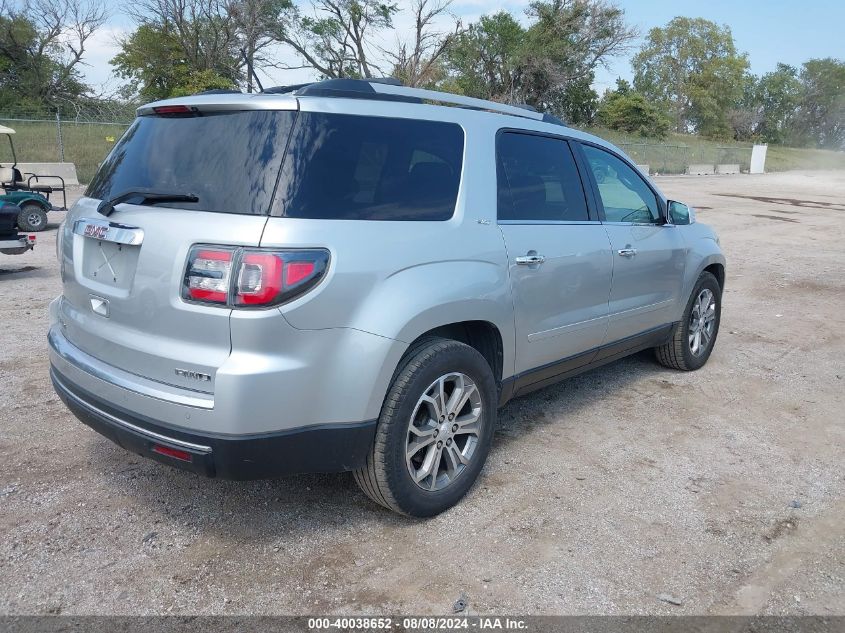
[153,105,194,116]
[285,261,315,286]
[152,444,193,462]
[236,253,283,305]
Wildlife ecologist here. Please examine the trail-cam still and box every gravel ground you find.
[0,172,843,616]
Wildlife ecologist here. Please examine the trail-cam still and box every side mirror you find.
[668,201,695,225]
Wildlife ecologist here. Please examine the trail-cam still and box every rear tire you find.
[17,204,48,232]
[655,271,721,371]
[354,338,496,517]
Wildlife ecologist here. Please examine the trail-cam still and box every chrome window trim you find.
[497,220,601,226]
[601,221,666,227]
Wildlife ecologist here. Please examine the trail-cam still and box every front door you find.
[496,131,613,379]
[579,143,687,344]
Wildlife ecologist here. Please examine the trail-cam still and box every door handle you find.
[515,254,546,266]
[617,248,637,257]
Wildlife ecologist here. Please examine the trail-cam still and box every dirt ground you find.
[0,171,843,616]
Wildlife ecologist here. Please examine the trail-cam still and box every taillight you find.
[183,246,328,308]
[184,247,235,304]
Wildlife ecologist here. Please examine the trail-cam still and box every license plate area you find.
[73,218,144,290]
[80,238,140,290]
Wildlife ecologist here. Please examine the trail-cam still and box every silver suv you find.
[49,79,725,516]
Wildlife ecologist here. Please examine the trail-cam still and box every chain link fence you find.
[618,142,752,174]
[0,103,136,184]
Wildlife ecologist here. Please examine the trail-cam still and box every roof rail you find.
[260,78,566,126]
[295,78,423,103]
[262,82,314,94]
[370,83,546,122]
[196,88,242,95]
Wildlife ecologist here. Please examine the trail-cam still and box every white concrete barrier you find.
[16,163,79,186]
[750,144,767,174]
[686,164,715,175]
[636,164,650,175]
[716,164,741,174]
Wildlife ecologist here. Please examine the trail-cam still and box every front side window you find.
[496,132,589,222]
[276,113,464,221]
[581,144,660,223]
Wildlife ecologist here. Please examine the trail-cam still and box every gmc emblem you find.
[83,224,109,239]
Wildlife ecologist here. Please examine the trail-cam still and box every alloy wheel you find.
[688,288,716,356]
[406,372,483,491]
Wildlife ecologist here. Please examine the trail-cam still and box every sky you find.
[81,0,845,94]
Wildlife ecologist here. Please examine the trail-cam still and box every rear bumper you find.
[51,367,377,479]
[0,234,34,254]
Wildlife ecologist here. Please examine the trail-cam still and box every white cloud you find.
[78,25,130,93]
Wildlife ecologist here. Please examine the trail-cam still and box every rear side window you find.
[276,113,464,221]
[87,111,295,215]
[497,132,589,222]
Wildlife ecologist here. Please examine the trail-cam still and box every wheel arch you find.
[16,194,50,210]
[703,261,725,290]
[680,241,726,318]
[404,320,505,386]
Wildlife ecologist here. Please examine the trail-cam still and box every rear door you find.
[497,131,612,379]
[57,105,296,392]
[577,142,686,344]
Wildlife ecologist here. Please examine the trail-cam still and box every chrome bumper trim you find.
[52,370,212,454]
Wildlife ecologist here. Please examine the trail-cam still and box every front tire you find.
[354,338,497,517]
[17,203,48,232]
[655,271,722,371]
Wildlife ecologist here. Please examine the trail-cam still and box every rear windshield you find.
[86,111,295,215]
[86,109,464,220]
[275,113,464,221]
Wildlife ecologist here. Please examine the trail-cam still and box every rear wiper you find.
[97,189,199,216]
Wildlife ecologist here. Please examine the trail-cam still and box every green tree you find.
[632,17,749,138]
[795,58,845,149]
[597,78,669,138]
[275,0,399,79]
[445,0,633,123]
[445,11,524,100]
[112,23,238,100]
[755,63,803,144]
[0,0,106,109]
[229,0,295,92]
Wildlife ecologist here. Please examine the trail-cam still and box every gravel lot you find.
[0,171,843,616]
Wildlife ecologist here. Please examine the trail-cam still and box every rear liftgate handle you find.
[515,252,546,266]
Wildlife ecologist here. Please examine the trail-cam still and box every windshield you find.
[86,110,295,215]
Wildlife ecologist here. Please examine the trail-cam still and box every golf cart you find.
[0,125,67,232]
